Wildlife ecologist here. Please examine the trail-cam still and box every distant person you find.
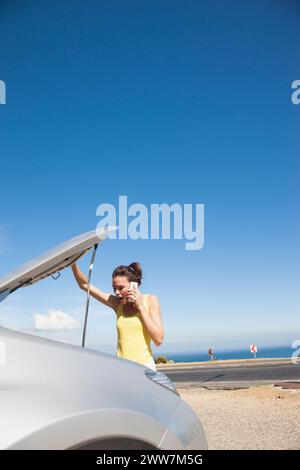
[71,262,164,371]
[208,348,214,362]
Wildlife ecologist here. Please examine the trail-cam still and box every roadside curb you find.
[157,358,291,371]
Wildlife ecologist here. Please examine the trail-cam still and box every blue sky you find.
[0,1,299,355]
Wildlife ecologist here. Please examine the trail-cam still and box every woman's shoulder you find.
[143,293,159,304]
[144,292,158,298]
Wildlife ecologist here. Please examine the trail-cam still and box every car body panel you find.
[0,227,116,300]
[159,400,208,450]
[6,410,166,450]
[0,327,184,449]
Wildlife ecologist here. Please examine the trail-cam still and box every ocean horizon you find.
[160,345,295,363]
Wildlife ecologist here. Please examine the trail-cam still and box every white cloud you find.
[33,309,80,331]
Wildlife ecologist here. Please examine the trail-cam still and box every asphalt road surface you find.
[163,363,300,384]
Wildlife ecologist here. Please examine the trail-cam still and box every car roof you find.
[0,226,116,302]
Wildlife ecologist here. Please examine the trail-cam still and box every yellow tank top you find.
[116,294,153,366]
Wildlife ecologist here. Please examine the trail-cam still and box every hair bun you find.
[112,262,143,286]
[128,262,143,284]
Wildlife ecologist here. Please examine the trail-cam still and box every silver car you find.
[0,229,207,450]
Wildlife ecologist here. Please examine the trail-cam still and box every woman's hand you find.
[126,286,144,311]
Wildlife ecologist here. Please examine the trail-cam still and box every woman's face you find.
[112,275,130,303]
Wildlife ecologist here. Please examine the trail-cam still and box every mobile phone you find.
[127,281,138,302]
[130,281,138,290]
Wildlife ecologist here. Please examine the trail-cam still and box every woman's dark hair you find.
[112,262,143,286]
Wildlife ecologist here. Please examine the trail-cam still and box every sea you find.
[162,345,295,363]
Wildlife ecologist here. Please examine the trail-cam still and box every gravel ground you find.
[178,384,300,450]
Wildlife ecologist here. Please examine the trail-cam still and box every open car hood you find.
[0,227,116,302]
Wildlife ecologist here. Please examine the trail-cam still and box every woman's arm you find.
[71,263,119,310]
[127,289,164,346]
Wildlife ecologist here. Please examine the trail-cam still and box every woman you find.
[71,261,164,371]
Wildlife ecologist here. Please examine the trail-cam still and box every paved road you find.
[163,363,300,384]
